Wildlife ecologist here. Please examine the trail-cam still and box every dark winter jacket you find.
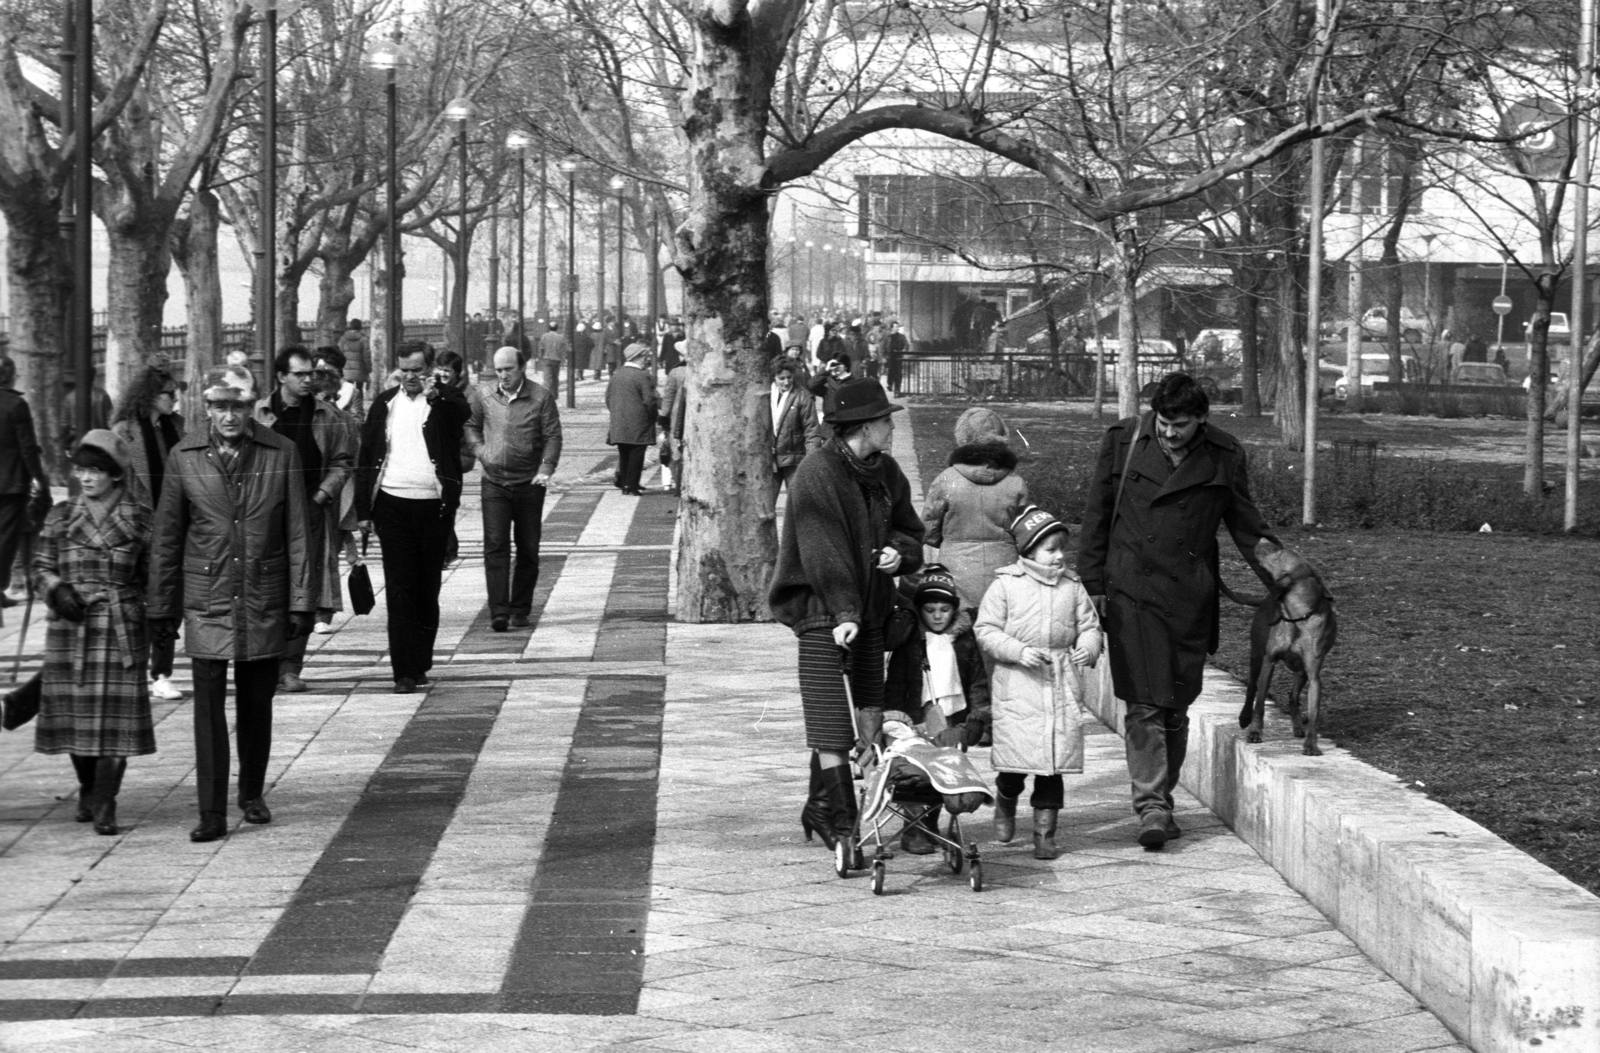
[761,385,823,469]
[605,364,659,446]
[1077,412,1273,707]
[884,619,990,723]
[356,385,472,518]
[147,425,313,661]
[768,441,924,634]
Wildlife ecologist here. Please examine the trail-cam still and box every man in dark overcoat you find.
[604,341,659,495]
[0,349,53,607]
[1077,372,1272,849]
[148,366,314,842]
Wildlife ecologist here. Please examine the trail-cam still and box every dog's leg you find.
[1246,659,1275,745]
[1301,660,1324,757]
[1240,608,1271,732]
[1288,670,1308,738]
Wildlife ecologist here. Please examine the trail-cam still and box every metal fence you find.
[892,351,1185,399]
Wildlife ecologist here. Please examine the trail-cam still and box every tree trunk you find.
[1525,286,1553,496]
[673,8,782,623]
[1275,258,1305,448]
[170,188,223,424]
[1238,256,1262,417]
[3,198,71,478]
[102,217,173,397]
[1115,233,1139,417]
[317,249,361,346]
[1346,255,1364,411]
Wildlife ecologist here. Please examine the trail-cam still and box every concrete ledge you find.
[1082,662,1600,1053]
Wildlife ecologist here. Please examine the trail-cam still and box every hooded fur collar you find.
[948,441,1017,471]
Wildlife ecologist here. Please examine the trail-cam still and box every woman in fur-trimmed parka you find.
[921,407,1029,611]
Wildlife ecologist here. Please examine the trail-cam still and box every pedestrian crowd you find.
[3,309,1270,870]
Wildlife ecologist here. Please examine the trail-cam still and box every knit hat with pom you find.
[1009,504,1067,555]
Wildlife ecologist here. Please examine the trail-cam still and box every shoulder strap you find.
[1110,412,1149,527]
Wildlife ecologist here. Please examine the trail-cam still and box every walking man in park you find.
[357,341,470,694]
[147,366,314,842]
[537,321,569,393]
[256,347,354,692]
[465,347,561,633]
[1077,372,1272,850]
[0,348,53,607]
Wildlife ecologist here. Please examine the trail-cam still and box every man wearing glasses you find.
[255,347,355,693]
[356,341,470,694]
[148,366,314,842]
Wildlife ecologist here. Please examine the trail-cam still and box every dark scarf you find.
[832,436,893,610]
[137,412,182,504]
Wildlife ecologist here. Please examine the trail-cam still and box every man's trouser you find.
[373,492,447,683]
[1124,701,1189,817]
[481,478,545,619]
[192,657,277,813]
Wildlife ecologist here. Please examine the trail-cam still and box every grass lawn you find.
[909,401,1600,897]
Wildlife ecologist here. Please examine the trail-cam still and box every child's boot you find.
[1033,808,1061,860]
[993,792,1018,843]
[900,804,940,855]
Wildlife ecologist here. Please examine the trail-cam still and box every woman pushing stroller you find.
[768,379,924,861]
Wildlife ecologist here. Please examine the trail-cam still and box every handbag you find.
[347,534,376,616]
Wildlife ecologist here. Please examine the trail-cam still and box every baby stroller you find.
[844,719,993,894]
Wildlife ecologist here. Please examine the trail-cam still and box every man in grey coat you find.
[148,366,314,843]
[605,340,658,495]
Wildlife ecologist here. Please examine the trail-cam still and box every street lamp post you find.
[806,240,815,315]
[787,237,797,316]
[258,0,280,362]
[558,157,580,409]
[507,131,534,356]
[443,96,476,360]
[822,243,833,312]
[609,175,627,344]
[537,146,549,327]
[364,37,407,377]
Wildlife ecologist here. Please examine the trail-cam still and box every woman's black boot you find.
[70,754,96,823]
[800,752,836,848]
[820,763,861,870]
[91,758,126,836]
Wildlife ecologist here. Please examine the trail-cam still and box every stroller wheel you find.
[969,859,984,892]
[871,860,886,895]
[834,836,854,878]
[944,841,964,874]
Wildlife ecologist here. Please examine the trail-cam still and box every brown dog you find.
[1235,539,1337,756]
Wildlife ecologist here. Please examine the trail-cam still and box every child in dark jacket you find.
[883,564,991,854]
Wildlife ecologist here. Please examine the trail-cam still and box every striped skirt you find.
[797,625,885,752]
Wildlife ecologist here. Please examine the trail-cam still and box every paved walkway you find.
[0,378,1469,1051]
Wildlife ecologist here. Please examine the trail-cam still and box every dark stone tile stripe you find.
[243,680,513,976]
[497,673,666,1015]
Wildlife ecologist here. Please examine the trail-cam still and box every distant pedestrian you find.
[763,357,821,496]
[537,321,569,393]
[921,407,1030,614]
[338,319,371,392]
[976,506,1102,860]
[573,324,595,382]
[1077,372,1273,849]
[356,342,471,695]
[0,351,55,608]
[30,430,156,837]
[110,365,185,700]
[255,347,355,694]
[313,345,365,423]
[466,347,561,632]
[606,340,659,496]
[767,378,924,858]
[660,322,684,374]
[147,366,314,843]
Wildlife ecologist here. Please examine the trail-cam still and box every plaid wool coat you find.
[31,490,156,757]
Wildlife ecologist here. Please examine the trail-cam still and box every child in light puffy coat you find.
[975,505,1102,860]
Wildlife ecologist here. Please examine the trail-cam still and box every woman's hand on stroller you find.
[833,621,858,647]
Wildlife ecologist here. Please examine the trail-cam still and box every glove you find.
[148,617,179,647]
[288,611,315,640]
[962,710,990,749]
[49,583,87,623]
[26,490,54,533]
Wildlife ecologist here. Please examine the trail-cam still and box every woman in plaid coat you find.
[31,430,154,836]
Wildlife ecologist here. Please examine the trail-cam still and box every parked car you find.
[1334,353,1419,399]
[1449,362,1510,387]
[1524,312,1571,344]
[1191,328,1243,363]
